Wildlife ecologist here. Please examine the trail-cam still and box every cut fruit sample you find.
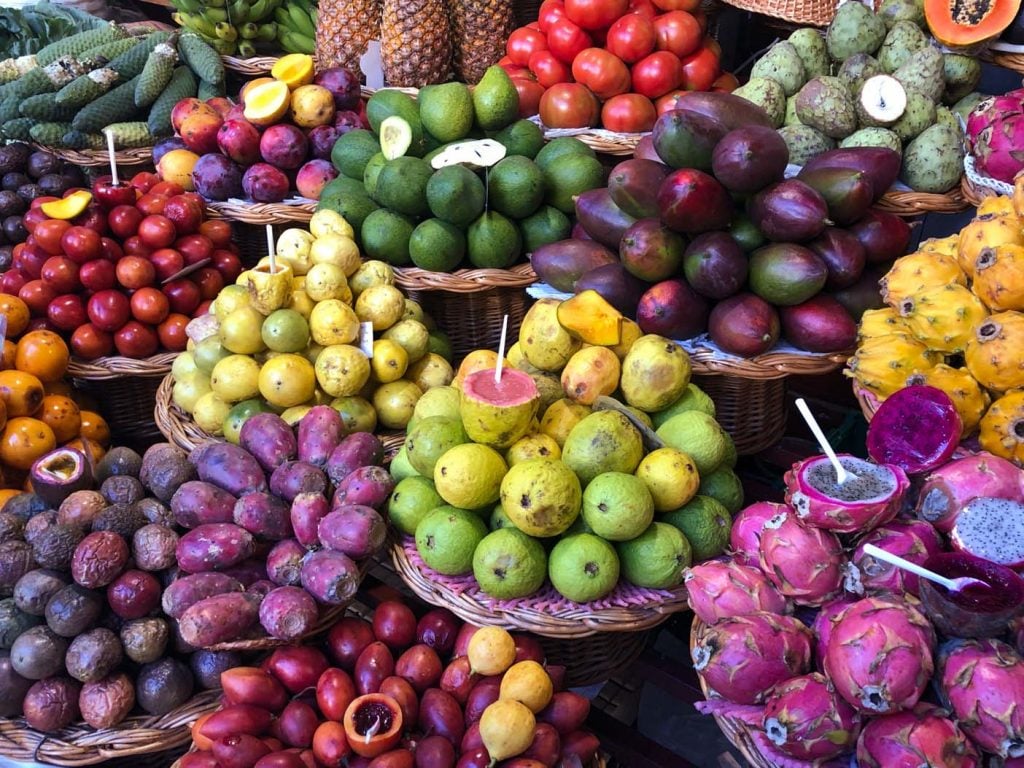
[243,80,292,127]
[460,368,539,449]
[924,0,1022,47]
[859,75,907,126]
[867,384,961,475]
[430,139,507,170]
[380,116,413,160]
[556,290,624,345]
[40,190,92,220]
[271,53,315,89]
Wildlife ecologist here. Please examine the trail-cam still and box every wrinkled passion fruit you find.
[30,447,93,508]
[343,693,403,757]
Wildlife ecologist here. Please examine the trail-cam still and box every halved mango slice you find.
[243,80,291,126]
[40,190,92,220]
[271,53,315,89]
[556,290,624,346]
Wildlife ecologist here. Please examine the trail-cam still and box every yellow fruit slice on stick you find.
[271,53,315,89]
[243,80,291,127]
[39,190,92,220]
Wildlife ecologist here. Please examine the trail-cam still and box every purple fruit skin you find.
[809,227,867,290]
[161,572,244,618]
[318,506,387,559]
[192,154,243,201]
[326,433,385,487]
[657,169,734,234]
[242,163,290,203]
[708,293,781,357]
[266,539,306,587]
[607,158,670,219]
[314,68,361,111]
[233,492,293,541]
[270,461,328,503]
[574,262,649,316]
[246,579,276,599]
[191,443,267,497]
[800,148,901,200]
[333,465,395,510]
[682,231,748,299]
[866,385,961,475]
[636,277,710,340]
[219,558,268,588]
[297,406,345,469]
[170,481,237,528]
[259,586,318,641]
[300,549,360,605]
[574,188,637,251]
[779,295,857,353]
[291,492,331,548]
[848,210,912,264]
[618,218,686,283]
[711,125,790,194]
[175,524,255,573]
[239,413,297,474]
[307,125,341,160]
[748,180,830,243]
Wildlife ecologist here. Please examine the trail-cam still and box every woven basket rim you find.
[716,0,836,25]
[0,689,220,767]
[221,54,280,75]
[394,262,537,292]
[67,353,176,380]
[390,536,689,639]
[687,347,849,379]
[171,751,607,768]
[29,143,153,167]
[205,199,315,224]
[875,186,968,216]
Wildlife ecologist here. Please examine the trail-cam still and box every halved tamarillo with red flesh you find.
[343,693,404,758]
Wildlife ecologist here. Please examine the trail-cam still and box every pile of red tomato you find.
[500,0,737,132]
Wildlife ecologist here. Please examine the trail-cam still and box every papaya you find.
[556,291,624,346]
[923,0,1021,46]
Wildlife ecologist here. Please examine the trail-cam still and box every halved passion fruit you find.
[343,693,403,758]
[30,446,93,507]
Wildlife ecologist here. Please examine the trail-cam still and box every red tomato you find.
[628,0,658,15]
[157,313,190,351]
[702,36,722,58]
[605,12,657,63]
[679,45,719,91]
[571,48,631,100]
[114,321,159,358]
[21,208,49,234]
[162,279,202,316]
[130,287,170,325]
[539,82,601,128]
[506,27,549,67]
[100,237,123,263]
[130,171,160,194]
[70,323,114,360]
[653,10,702,58]
[135,193,169,216]
[529,50,573,87]
[712,71,739,92]
[47,294,88,332]
[546,17,593,63]
[150,181,184,198]
[18,280,56,317]
[631,51,683,99]
[511,78,545,118]
[538,0,568,33]
[150,248,186,282]
[655,89,690,115]
[564,0,628,29]
[651,0,700,11]
[601,93,657,132]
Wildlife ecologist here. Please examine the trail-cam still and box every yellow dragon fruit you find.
[881,251,965,308]
[918,235,960,257]
[979,389,1024,465]
[965,311,1024,392]
[973,244,1024,312]
[898,283,990,354]
[858,308,907,342]
[976,195,1017,218]
[957,214,1024,278]
[1015,174,1024,220]
[847,333,942,399]
[906,364,990,437]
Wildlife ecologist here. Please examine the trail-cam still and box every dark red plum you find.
[682,231,748,299]
[708,293,781,357]
[193,154,243,201]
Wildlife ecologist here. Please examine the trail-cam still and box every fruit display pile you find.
[0,25,236,149]
[499,0,730,132]
[170,0,319,58]
[319,70,607,271]
[532,92,912,356]
[0,170,243,359]
[965,88,1024,184]
[737,1,978,192]
[163,56,367,204]
[390,293,744,603]
[180,607,602,768]
[0,324,108,493]
[171,209,453,437]
[689,385,1024,766]
[848,186,1024,465]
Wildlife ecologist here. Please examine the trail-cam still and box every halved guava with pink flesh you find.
[866,385,962,475]
[949,497,1024,569]
[459,368,539,450]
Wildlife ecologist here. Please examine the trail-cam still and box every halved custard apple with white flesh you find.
[858,75,907,127]
[430,139,507,171]
[380,116,413,160]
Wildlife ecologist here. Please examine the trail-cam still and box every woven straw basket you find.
[960,154,1016,208]
[0,690,220,767]
[221,55,279,76]
[29,144,153,168]
[172,751,607,768]
[717,0,836,26]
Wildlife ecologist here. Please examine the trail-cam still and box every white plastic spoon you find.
[494,314,509,384]
[862,543,986,593]
[795,397,853,484]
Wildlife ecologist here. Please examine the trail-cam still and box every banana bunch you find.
[170,0,289,58]
[275,0,317,55]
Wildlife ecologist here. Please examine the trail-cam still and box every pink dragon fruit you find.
[810,596,856,672]
[939,638,1024,758]
[784,453,909,533]
[691,611,813,704]
[824,596,936,714]
[949,497,1024,569]
[856,703,980,768]
[966,90,1024,184]
[866,385,962,475]
[684,559,791,625]
[762,672,861,761]
[848,519,946,596]
[915,453,1024,533]
[729,501,785,566]
[757,508,845,606]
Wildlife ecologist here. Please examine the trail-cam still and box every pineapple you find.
[907,364,989,437]
[898,283,989,354]
[450,0,515,84]
[846,333,941,400]
[381,0,452,87]
[880,250,965,308]
[316,0,383,73]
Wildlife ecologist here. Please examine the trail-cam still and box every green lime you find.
[416,505,488,575]
[655,411,728,476]
[534,136,595,172]
[519,205,572,253]
[650,384,717,429]
[491,119,544,159]
[434,443,508,510]
[428,331,453,362]
[330,395,377,433]
[261,308,310,353]
[663,495,731,562]
[473,527,547,598]
[331,129,381,180]
[698,466,744,514]
[617,522,691,589]
[466,211,522,269]
[409,218,466,272]
[581,472,654,541]
[542,153,607,214]
[406,415,470,477]
[488,156,545,219]
[193,335,231,374]
[426,165,486,227]
[361,208,415,266]
[374,156,433,217]
[489,503,514,531]
[418,82,474,143]
[389,476,444,535]
[222,398,273,445]
[390,445,420,482]
[548,533,620,603]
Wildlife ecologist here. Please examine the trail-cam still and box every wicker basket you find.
[221,55,280,76]
[0,690,220,767]
[67,354,176,448]
[716,0,836,26]
[205,200,316,225]
[539,126,645,156]
[28,144,153,168]
[395,263,537,363]
[173,750,606,768]
[875,187,969,216]
[961,154,1016,208]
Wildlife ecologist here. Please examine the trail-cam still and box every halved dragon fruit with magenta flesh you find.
[684,559,790,625]
[784,453,909,533]
[848,519,945,596]
[915,452,1024,533]
[811,595,856,672]
[866,385,962,475]
[762,672,861,761]
[939,638,1024,758]
[856,703,980,768]
[729,501,785,566]
[824,596,936,714]
[757,509,845,607]
[949,496,1024,569]
[691,611,813,705]
[966,90,1024,184]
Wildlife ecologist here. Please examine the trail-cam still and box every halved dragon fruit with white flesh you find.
[848,519,946,596]
[757,509,845,607]
[762,672,861,761]
[866,385,962,475]
[729,501,785,566]
[949,496,1024,569]
[856,703,980,768]
[684,559,790,625]
[811,595,856,672]
[915,452,1024,533]
[784,453,909,533]
[824,596,936,715]
[691,611,813,705]
[939,638,1024,759]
